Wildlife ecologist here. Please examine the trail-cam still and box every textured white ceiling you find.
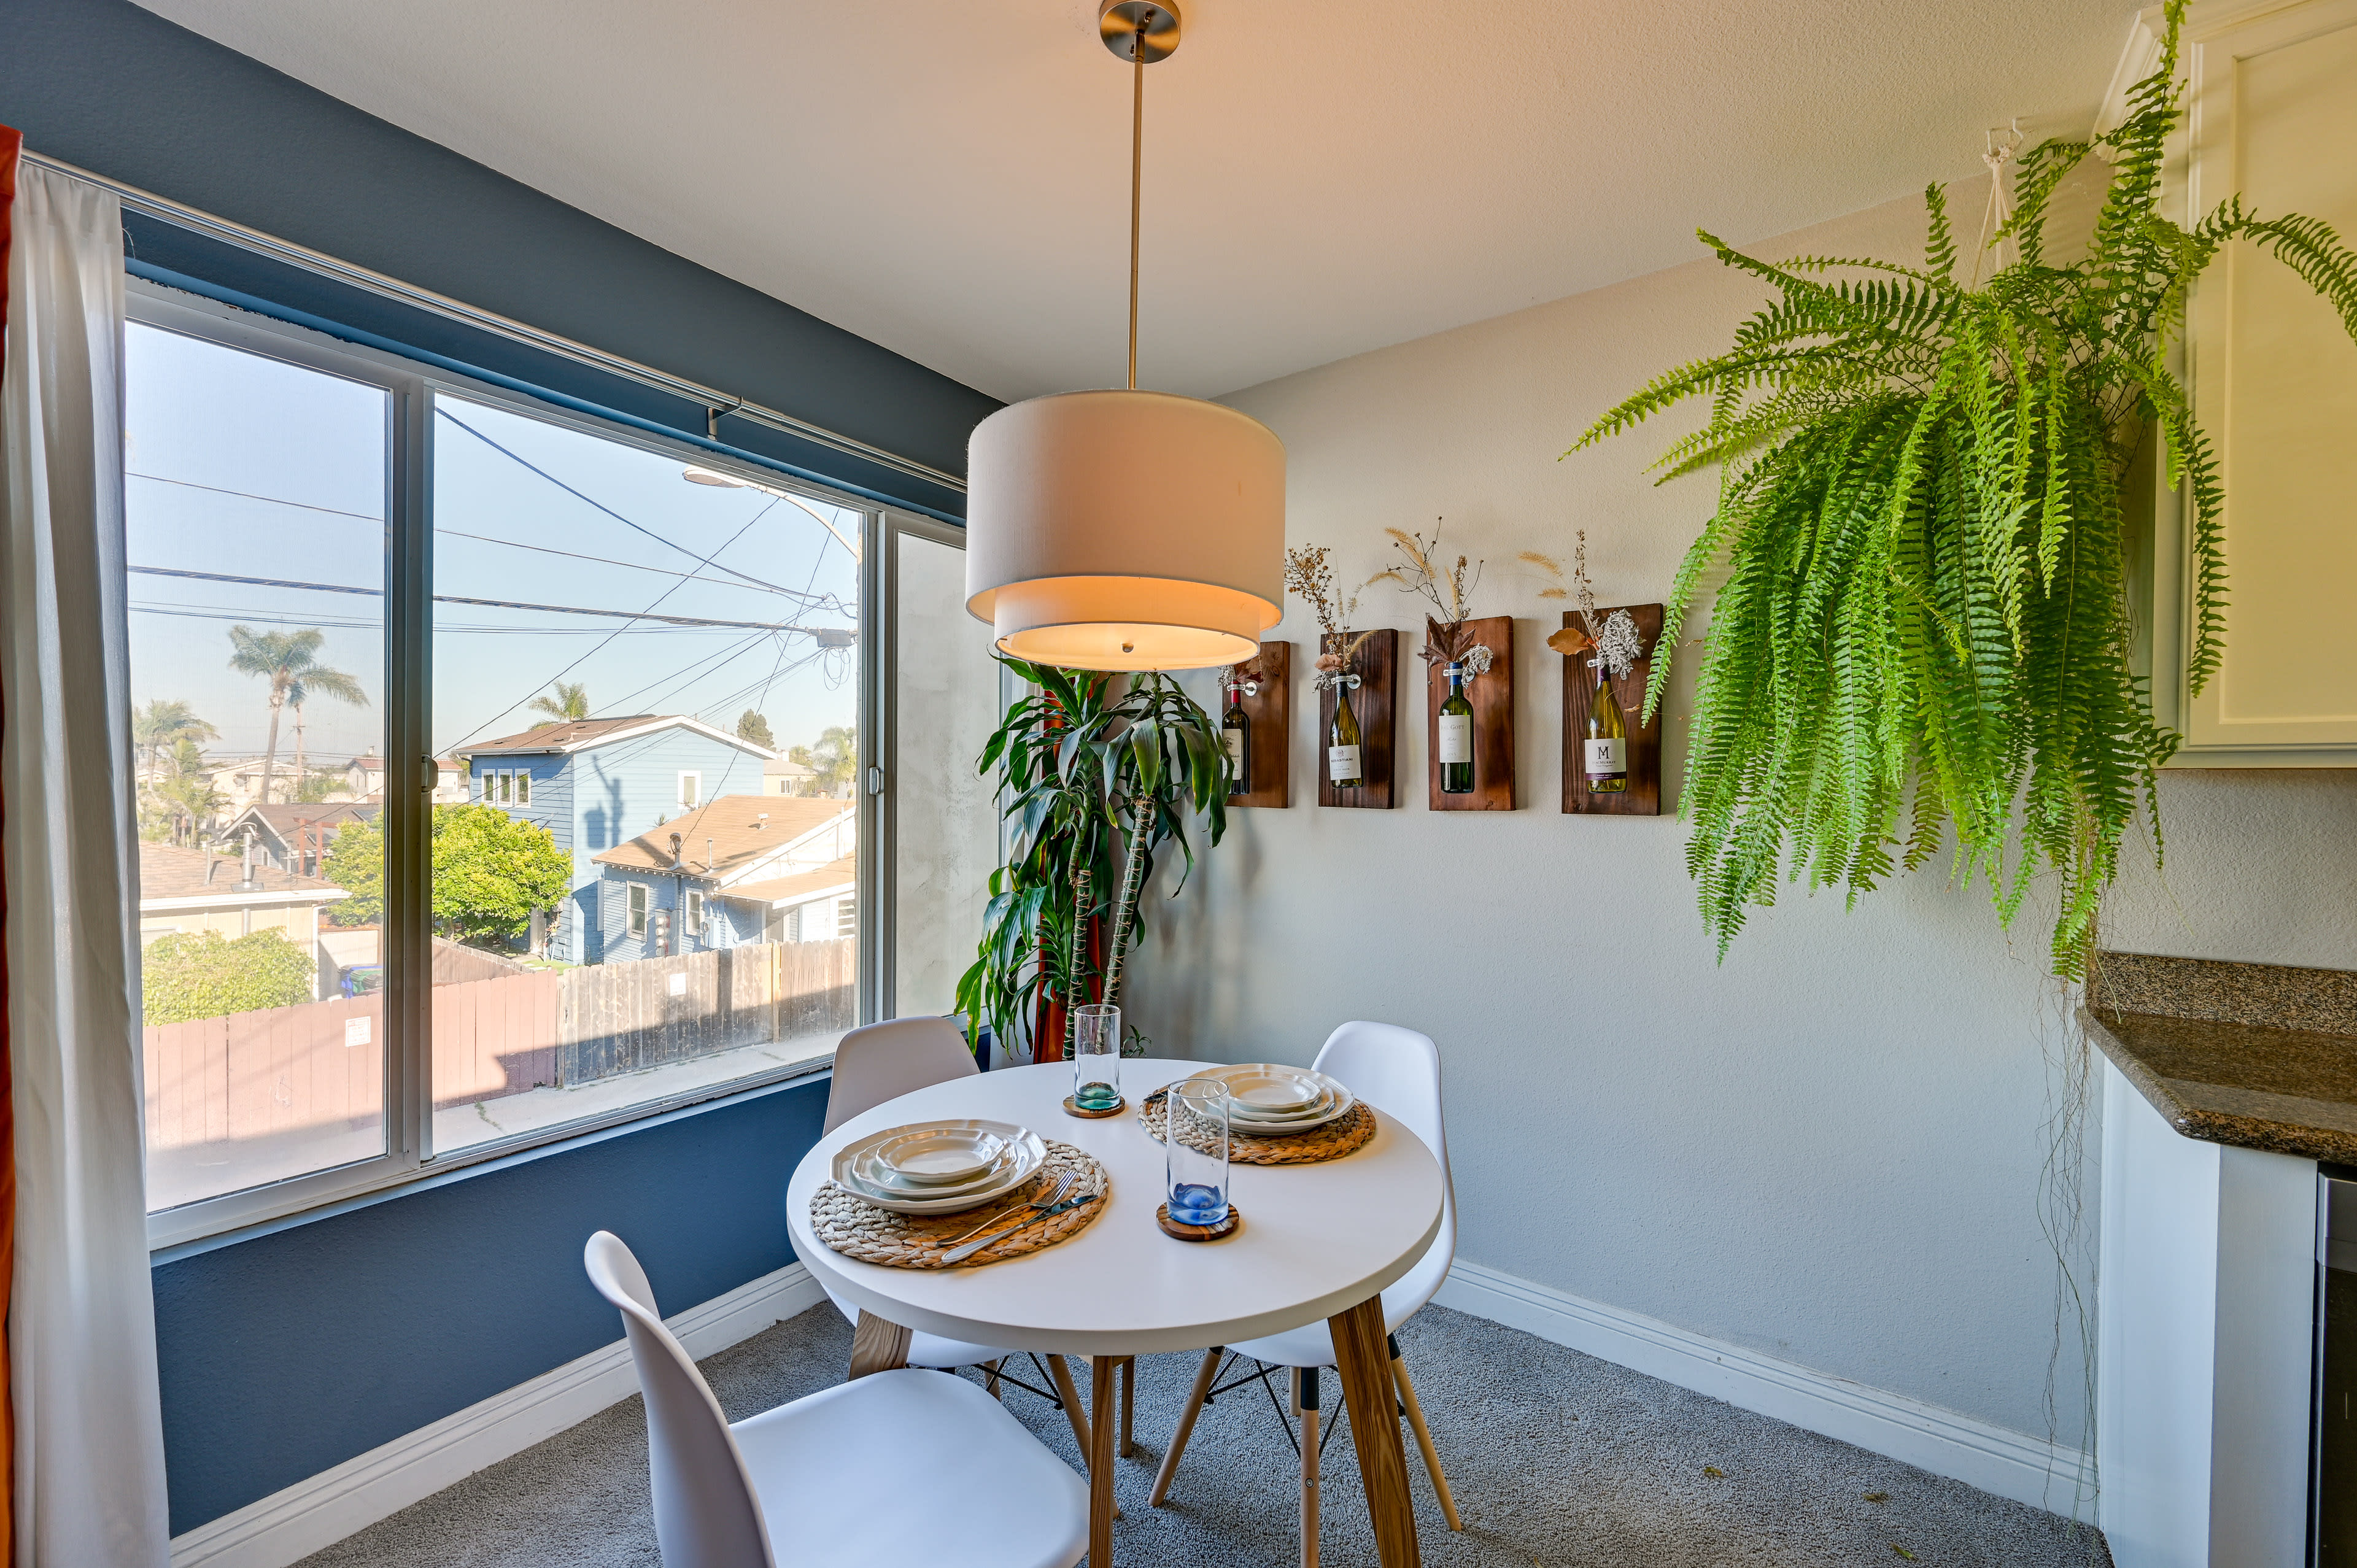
[137,0,2138,403]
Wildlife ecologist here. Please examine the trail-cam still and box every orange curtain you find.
[0,115,21,1568]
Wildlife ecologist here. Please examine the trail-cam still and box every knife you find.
[940,1191,1099,1264]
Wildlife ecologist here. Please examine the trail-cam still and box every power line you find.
[128,471,382,522]
[436,407,824,601]
[127,565,853,636]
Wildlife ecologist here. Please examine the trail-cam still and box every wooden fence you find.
[144,939,855,1153]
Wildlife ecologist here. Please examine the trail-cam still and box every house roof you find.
[763,755,815,778]
[347,755,385,771]
[591,795,851,878]
[138,841,350,909]
[222,803,380,841]
[718,854,857,908]
[460,714,773,760]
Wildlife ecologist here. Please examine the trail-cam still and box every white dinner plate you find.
[853,1140,1022,1199]
[873,1125,1006,1185]
[1196,1067,1356,1134]
[1208,1064,1323,1112]
[832,1121,1047,1214]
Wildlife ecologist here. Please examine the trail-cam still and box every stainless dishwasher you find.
[2317,1172,2357,1564]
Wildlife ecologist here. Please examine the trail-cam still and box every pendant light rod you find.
[1129,27,1144,390]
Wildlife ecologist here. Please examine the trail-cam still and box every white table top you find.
[786,1057,1445,1358]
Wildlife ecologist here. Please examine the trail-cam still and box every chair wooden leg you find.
[985,1358,1003,1401]
[1294,1368,1322,1568]
[847,1311,911,1380]
[1047,1353,1094,1458]
[1150,1346,1223,1506]
[1119,1356,1136,1456]
[1390,1342,1461,1531]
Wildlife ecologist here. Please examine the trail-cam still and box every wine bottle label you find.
[1438,714,1472,765]
[1585,738,1627,775]
[1222,728,1246,775]
[1328,744,1362,782]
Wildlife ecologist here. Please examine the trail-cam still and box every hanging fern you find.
[1573,0,2357,977]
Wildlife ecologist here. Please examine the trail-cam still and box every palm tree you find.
[153,738,226,843]
[227,627,369,806]
[132,699,217,779]
[529,681,591,723]
[789,725,857,798]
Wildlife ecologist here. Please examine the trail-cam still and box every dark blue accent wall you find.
[150,1075,828,1536]
[0,0,996,512]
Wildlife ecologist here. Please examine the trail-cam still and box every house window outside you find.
[497,770,513,805]
[837,897,857,940]
[515,770,530,806]
[627,882,649,938]
[678,771,702,810]
[685,889,705,939]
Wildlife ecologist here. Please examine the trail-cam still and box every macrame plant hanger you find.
[1968,119,2025,290]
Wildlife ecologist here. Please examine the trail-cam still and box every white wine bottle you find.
[1585,660,1628,793]
[1221,676,1251,795]
[1329,680,1364,787]
[1438,661,1474,794]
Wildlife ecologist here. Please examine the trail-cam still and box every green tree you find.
[321,805,571,946]
[789,725,857,797]
[226,626,369,806]
[142,929,316,1024]
[290,770,343,803]
[142,736,226,843]
[133,698,217,778]
[735,709,776,749]
[530,681,591,722]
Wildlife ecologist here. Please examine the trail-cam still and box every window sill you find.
[148,1042,838,1262]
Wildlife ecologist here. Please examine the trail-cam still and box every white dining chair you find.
[584,1230,1089,1568]
[818,1016,1117,1459]
[1148,1020,1463,1563]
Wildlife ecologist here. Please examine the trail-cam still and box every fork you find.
[937,1170,1078,1249]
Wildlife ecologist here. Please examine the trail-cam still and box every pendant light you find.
[964,0,1285,673]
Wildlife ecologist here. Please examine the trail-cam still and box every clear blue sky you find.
[125,322,862,782]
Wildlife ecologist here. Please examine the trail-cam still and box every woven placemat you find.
[1139,1086,1376,1165]
[811,1140,1109,1269]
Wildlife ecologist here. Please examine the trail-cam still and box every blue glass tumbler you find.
[1165,1078,1232,1227]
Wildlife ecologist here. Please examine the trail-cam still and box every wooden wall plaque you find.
[1318,628,1396,808]
[1423,615,1514,811]
[1562,604,1663,816]
[1228,641,1290,809]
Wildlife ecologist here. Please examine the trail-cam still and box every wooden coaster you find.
[811,1143,1110,1269]
[1139,1086,1377,1165]
[1062,1094,1127,1119]
[1156,1202,1242,1242]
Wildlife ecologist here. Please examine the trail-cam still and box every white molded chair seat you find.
[587,1230,1087,1568]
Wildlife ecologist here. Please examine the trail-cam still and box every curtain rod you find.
[20,147,966,495]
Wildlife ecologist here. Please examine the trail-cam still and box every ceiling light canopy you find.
[964,0,1285,673]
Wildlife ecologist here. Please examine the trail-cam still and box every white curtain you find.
[1,161,172,1566]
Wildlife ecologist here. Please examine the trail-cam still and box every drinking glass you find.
[1165,1078,1232,1226]
[1071,1003,1122,1111]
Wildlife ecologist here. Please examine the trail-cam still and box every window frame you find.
[515,769,530,807]
[685,888,706,939]
[627,881,650,938]
[678,770,702,810]
[131,281,910,1249]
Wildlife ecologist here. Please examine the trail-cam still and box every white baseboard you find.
[169,1262,827,1568]
[1434,1259,2096,1516]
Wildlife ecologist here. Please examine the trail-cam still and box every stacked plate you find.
[831,1119,1047,1214]
[1194,1064,1356,1136]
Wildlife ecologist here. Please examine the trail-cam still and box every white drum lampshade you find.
[965,389,1285,671]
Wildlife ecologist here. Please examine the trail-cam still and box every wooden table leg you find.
[1118,1356,1136,1456]
[1048,1353,1095,1458]
[848,1310,911,1380]
[1329,1296,1419,1567]
[1089,1354,1121,1564]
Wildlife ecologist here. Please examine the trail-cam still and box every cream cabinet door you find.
[2163,0,2357,763]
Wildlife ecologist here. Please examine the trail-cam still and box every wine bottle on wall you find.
[1585,660,1628,793]
[1221,676,1251,795]
[1438,660,1474,794]
[1329,678,1364,789]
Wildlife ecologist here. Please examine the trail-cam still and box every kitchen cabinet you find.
[2136,0,2357,765]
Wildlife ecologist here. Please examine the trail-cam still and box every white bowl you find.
[874,1126,1006,1185]
[833,1121,1047,1215]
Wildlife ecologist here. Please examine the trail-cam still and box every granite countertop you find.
[2084,952,2357,1165]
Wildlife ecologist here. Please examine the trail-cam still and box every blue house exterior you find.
[590,795,857,965]
[458,715,773,964]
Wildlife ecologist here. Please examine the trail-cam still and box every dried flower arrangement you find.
[1283,544,1374,690]
[1543,531,1643,678]
[1367,522,1496,673]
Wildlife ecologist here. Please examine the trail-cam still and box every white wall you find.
[1123,174,2357,1454]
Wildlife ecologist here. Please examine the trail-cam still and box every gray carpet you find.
[294,1303,2108,1566]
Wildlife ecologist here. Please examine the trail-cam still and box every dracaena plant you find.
[956,660,1230,1060]
[1573,0,2357,977]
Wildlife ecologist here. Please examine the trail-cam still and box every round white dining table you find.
[786,1057,1444,1567]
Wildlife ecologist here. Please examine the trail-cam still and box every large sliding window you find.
[125,285,957,1245]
